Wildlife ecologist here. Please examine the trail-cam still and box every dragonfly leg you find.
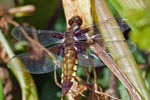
[83,68,91,84]
[92,67,98,90]
[69,90,88,99]
[54,64,61,88]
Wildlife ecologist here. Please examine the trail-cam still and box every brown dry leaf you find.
[90,43,139,100]
[0,4,9,34]
[0,43,9,63]
[65,80,87,100]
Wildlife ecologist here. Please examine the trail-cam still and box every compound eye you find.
[75,16,82,26]
[68,16,82,26]
[68,18,74,26]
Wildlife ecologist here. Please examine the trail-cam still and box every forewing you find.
[106,40,137,60]
[76,40,136,67]
[12,26,64,47]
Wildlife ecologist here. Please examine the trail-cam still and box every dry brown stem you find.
[90,43,140,100]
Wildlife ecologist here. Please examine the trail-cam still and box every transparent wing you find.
[74,17,129,41]
[12,26,64,47]
[76,40,136,67]
[77,50,104,67]
[7,46,64,74]
[106,40,137,60]
[76,41,104,67]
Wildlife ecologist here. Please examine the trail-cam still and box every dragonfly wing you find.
[48,44,65,57]
[7,50,62,74]
[76,39,136,67]
[106,40,137,60]
[37,30,64,47]
[77,49,104,67]
[12,26,64,47]
[75,41,103,67]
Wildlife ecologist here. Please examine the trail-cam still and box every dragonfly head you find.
[68,15,82,29]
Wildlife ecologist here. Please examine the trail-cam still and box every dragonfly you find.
[7,15,136,95]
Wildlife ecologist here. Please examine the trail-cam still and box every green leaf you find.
[130,26,150,51]
[118,83,130,100]
[108,0,150,51]
[132,50,147,64]
[97,68,109,88]
[0,79,4,100]
[106,0,150,99]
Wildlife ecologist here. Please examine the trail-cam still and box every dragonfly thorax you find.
[64,32,75,46]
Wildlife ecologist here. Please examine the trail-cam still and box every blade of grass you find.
[0,30,38,100]
[93,0,150,99]
[108,0,150,99]
[0,79,4,100]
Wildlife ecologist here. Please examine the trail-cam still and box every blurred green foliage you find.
[118,83,130,100]
[14,0,63,29]
[128,9,150,51]
[0,79,4,100]
[107,0,150,99]
[107,0,150,51]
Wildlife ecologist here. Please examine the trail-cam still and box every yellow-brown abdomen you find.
[61,46,77,94]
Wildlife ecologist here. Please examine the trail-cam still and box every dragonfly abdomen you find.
[61,46,77,94]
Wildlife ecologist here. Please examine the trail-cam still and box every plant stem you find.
[0,79,4,100]
[0,30,38,100]
[107,0,150,99]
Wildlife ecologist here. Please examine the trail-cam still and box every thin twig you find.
[75,76,120,100]
[7,17,58,65]
[83,68,91,83]
[92,67,98,90]
[94,90,121,100]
